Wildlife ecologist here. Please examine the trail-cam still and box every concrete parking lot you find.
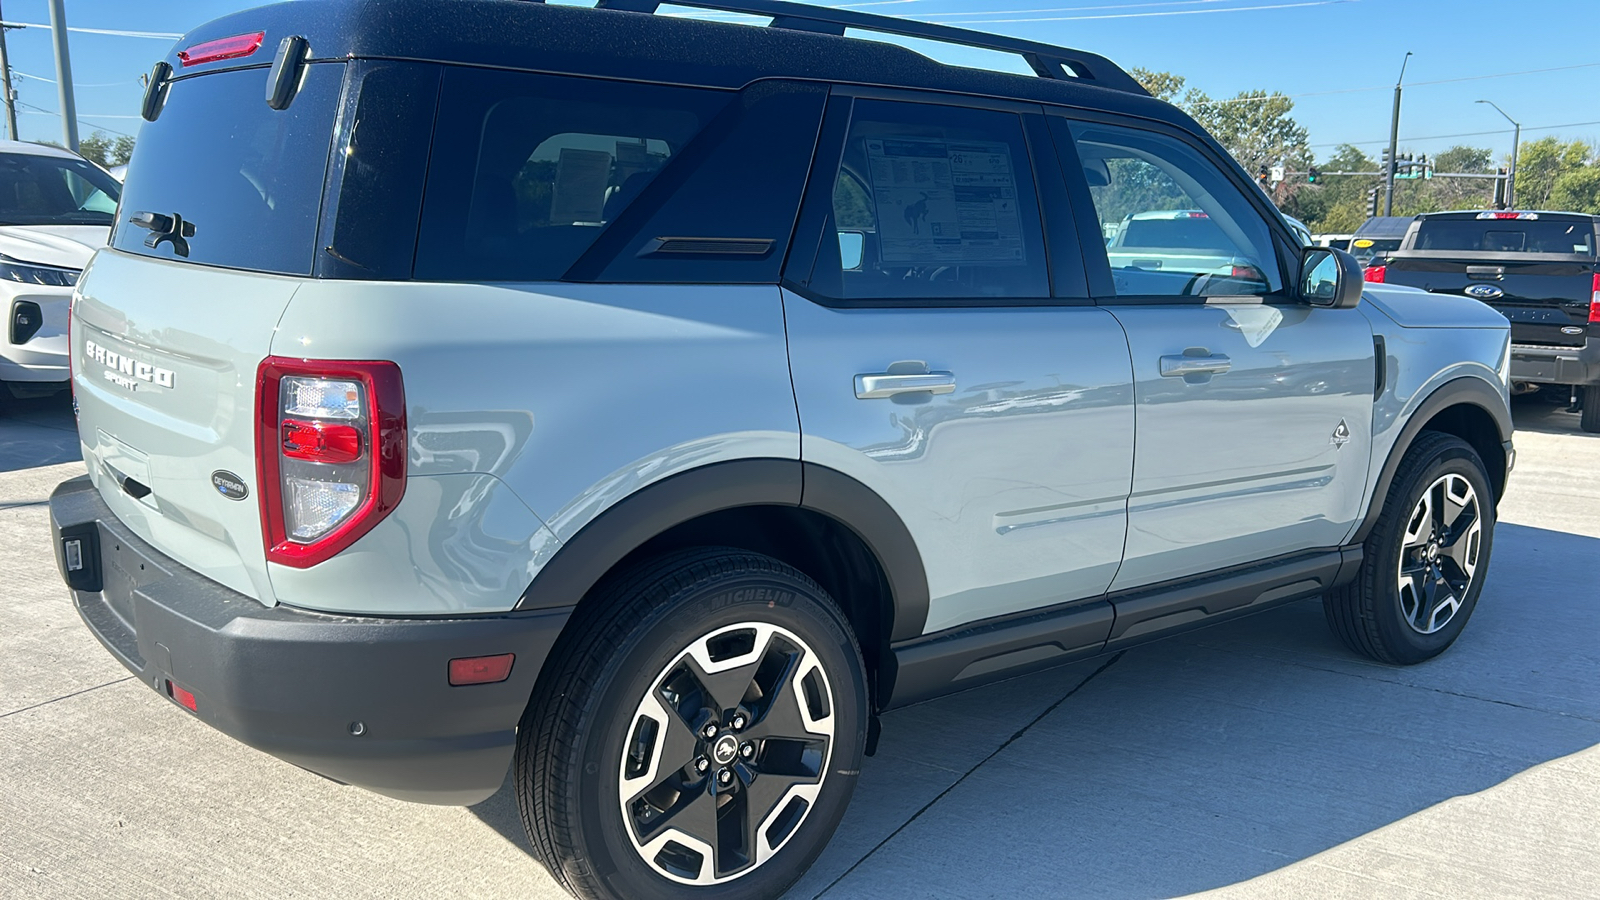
[3,393,1597,899]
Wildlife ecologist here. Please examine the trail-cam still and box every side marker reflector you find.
[449,654,515,686]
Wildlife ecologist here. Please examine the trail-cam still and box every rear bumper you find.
[1510,339,1600,386]
[49,475,571,806]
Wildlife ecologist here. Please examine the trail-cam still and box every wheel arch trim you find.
[514,458,931,642]
[1353,376,1511,545]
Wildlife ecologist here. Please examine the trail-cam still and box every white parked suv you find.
[0,140,120,400]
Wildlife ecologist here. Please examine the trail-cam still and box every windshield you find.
[1415,218,1596,255]
[0,152,121,226]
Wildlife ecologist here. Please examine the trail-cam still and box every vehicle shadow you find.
[0,392,80,474]
[468,521,1600,898]
[1511,392,1592,436]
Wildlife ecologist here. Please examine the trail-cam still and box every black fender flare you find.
[515,459,931,641]
[1351,376,1512,544]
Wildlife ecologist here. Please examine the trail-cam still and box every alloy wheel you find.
[1397,473,1482,635]
[618,622,835,885]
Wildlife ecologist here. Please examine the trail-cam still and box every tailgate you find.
[1384,257,1594,347]
[73,251,301,602]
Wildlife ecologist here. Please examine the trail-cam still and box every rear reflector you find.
[178,32,265,67]
[449,654,515,686]
[281,419,362,464]
[166,680,198,712]
[1590,273,1599,323]
[1364,265,1386,284]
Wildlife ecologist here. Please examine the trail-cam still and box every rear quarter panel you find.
[268,281,798,614]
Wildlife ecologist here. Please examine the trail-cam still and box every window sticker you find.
[865,136,1025,266]
[549,147,611,225]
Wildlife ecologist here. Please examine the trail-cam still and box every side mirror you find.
[1299,246,1364,309]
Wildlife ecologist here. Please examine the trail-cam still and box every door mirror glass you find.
[1299,246,1363,309]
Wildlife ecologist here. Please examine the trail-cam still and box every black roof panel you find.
[169,0,1190,127]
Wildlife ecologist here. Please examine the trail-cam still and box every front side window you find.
[1068,121,1283,299]
[809,99,1049,302]
[414,69,727,282]
[0,152,121,226]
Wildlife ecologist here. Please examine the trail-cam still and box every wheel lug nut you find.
[718,768,732,786]
[701,723,718,739]
[741,743,754,759]
[694,757,709,774]
[731,714,747,731]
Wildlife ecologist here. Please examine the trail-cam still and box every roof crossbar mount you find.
[580,0,1147,94]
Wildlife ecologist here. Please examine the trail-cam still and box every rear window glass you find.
[0,152,120,227]
[414,68,728,282]
[110,63,343,275]
[1117,216,1236,253]
[1415,219,1596,255]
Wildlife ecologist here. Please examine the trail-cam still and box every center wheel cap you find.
[712,734,739,766]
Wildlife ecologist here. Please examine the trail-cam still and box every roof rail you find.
[542,0,1146,95]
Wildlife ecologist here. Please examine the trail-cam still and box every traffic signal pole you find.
[1384,51,1412,217]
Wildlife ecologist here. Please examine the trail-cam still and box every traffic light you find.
[1380,148,1392,172]
[1256,165,1271,192]
[1366,186,1380,217]
[1307,166,1321,184]
[1493,168,1509,208]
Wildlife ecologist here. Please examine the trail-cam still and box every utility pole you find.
[0,2,18,141]
[1476,100,1521,209]
[47,0,77,151]
[1383,51,1412,217]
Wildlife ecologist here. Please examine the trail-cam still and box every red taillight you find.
[1364,265,1387,284]
[166,679,198,712]
[281,419,363,464]
[256,358,405,569]
[1590,273,1600,323]
[449,654,516,686]
[1231,264,1265,282]
[178,32,265,67]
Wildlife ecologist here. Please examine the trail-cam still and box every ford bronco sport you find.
[49,2,1514,898]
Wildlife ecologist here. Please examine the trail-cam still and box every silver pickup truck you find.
[48,2,1513,898]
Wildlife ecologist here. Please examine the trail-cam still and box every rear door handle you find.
[1159,354,1232,378]
[854,372,956,399]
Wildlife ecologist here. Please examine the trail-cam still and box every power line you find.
[0,20,179,40]
[13,70,134,88]
[1309,119,1600,149]
[1197,61,1600,106]
[15,100,138,138]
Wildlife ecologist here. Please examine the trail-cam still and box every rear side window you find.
[111,64,343,275]
[1415,218,1597,255]
[808,99,1050,302]
[0,152,120,227]
[414,69,728,283]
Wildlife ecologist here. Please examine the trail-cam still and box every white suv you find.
[0,140,120,401]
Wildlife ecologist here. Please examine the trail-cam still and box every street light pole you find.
[1384,51,1412,217]
[47,0,77,152]
[1476,100,1521,209]
[0,1,18,141]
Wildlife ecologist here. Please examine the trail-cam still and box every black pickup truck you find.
[1371,210,1600,431]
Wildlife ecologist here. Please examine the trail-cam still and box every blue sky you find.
[2,0,1595,165]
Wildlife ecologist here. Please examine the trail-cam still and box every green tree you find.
[1128,67,1187,104]
[76,131,135,168]
[1514,137,1598,211]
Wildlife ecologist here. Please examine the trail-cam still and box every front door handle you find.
[854,372,956,399]
[1159,353,1232,378]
